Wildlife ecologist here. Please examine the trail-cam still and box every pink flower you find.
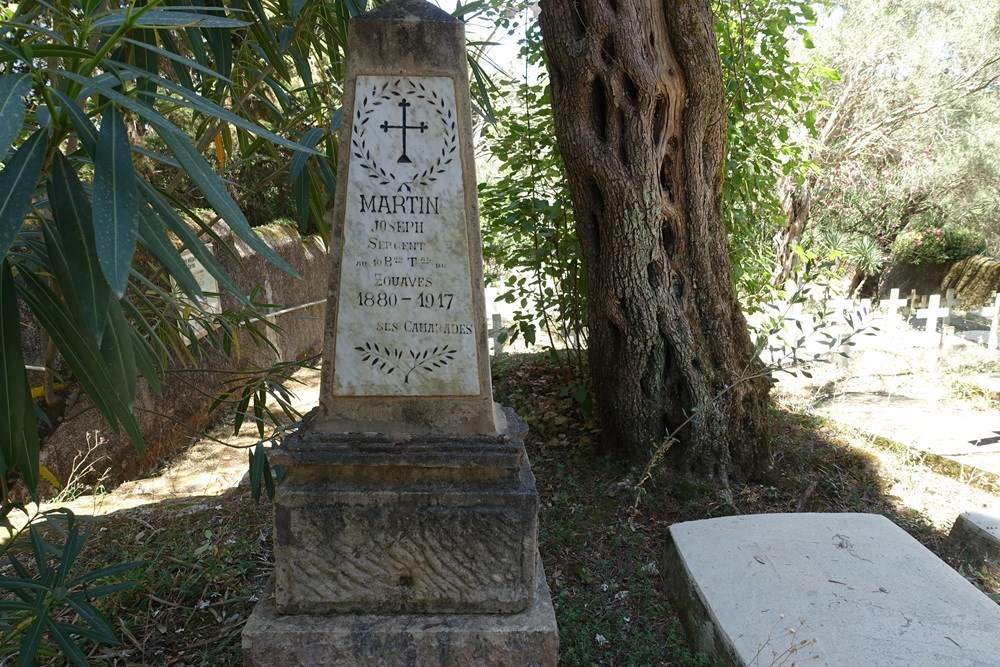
[914,239,923,247]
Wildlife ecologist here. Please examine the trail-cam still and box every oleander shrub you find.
[891,220,985,265]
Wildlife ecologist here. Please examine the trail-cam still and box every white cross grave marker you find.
[982,292,1000,351]
[882,288,907,318]
[916,294,949,345]
[942,288,959,325]
[828,297,855,324]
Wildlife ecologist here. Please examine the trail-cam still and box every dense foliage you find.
[477,4,588,390]
[714,0,829,302]
[806,0,1000,265]
[891,219,986,266]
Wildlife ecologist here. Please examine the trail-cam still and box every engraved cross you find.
[380,99,427,164]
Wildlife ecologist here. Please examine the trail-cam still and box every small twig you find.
[177,620,247,651]
[149,594,195,610]
[165,555,203,570]
[117,617,143,653]
[795,481,817,512]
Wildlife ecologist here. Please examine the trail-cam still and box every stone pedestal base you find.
[242,558,559,666]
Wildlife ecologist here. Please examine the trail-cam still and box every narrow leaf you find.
[64,597,118,645]
[52,89,97,156]
[92,10,251,29]
[0,74,30,155]
[58,68,321,158]
[17,609,48,667]
[0,259,38,490]
[129,324,163,395]
[288,127,324,182]
[135,199,201,300]
[154,126,297,276]
[46,619,90,667]
[293,168,310,233]
[0,128,47,260]
[136,180,246,301]
[16,269,143,448]
[93,105,139,297]
[101,302,137,404]
[47,151,111,342]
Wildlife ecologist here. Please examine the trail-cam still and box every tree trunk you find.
[538,0,770,483]
[773,175,814,288]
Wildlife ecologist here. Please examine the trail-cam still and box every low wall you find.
[879,262,954,301]
[37,224,329,496]
[880,256,1000,307]
[942,256,1000,307]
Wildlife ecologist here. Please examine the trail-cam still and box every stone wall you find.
[879,261,954,300]
[880,255,1000,307]
[37,224,329,496]
[942,255,1000,307]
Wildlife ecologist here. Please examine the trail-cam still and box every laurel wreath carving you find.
[351,79,458,193]
[355,341,458,384]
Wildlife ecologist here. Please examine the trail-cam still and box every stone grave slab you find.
[662,513,1000,666]
[950,510,1000,563]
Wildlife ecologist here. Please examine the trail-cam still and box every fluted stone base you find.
[268,408,539,616]
[242,559,558,667]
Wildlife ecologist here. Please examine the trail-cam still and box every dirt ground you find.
[771,307,1000,529]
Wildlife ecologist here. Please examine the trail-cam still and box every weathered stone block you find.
[273,458,538,615]
[243,559,558,667]
[950,510,1000,563]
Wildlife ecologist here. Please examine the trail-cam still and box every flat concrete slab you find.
[951,510,1000,563]
[661,513,1000,666]
[810,392,1000,480]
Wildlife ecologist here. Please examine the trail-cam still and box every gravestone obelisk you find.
[242,1,559,664]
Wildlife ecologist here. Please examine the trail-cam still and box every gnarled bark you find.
[538,0,769,483]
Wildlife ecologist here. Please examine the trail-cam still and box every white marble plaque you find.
[333,76,479,397]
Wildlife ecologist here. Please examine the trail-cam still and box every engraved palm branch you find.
[355,342,458,384]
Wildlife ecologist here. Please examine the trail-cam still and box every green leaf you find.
[69,558,143,587]
[135,201,200,299]
[53,69,301,279]
[46,151,111,343]
[293,168,310,233]
[46,619,90,667]
[128,325,163,395]
[52,89,97,156]
[17,607,48,667]
[0,128,47,261]
[113,67,323,157]
[93,105,139,297]
[0,259,38,491]
[154,126,297,277]
[16,269,143,448]
[121,36,233,85]
[92,10,251,29]
[54,525,85,588]
[0,599,35,610]
[157,30,195,90]
[101,302,137,405]
[288,127,324,182]
[63,66,307,155]
[136,180,245,302]
[64,596,118,645]
[0,74,31,155]
[129,28,158,104]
